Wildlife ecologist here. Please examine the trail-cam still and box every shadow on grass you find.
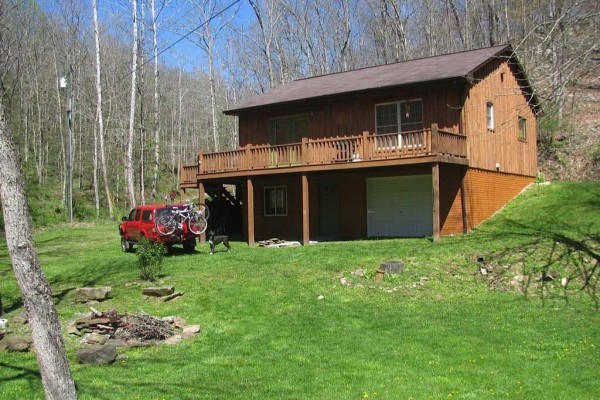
[475,208,599,308]
[0,361,41,384]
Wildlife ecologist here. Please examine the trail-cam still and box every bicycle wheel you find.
[195,202,210,220]
[156,214,177,235]
[188,214,208,235]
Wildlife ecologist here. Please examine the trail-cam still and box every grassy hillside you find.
[0,182,598,399]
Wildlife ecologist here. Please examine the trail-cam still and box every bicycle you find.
[155,201,209,236]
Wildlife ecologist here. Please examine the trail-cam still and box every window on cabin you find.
[375,100,423,148]
[375,103,399,134]
[264,186,287,216]
[486,102,494,130]
[518,116,527,140]
[268,115,309,145]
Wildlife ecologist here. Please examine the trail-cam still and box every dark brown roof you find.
[225,45,530,115]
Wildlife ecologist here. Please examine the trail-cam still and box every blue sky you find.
[36,0,250,72]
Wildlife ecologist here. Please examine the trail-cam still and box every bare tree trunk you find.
[52,52,66,205]
[249,0,276,89]
[92,118,100,216]
[126,0,139,208]
[175,67,183,174]
[93,0,114,218]
[0,99,77,400]
[138,4,146,206]
[208,38,219,152]
[150,0,160,201]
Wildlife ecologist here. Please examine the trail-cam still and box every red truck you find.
[119,203,201,252]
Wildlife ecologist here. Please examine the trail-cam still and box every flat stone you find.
[172,317,186,329]
[77,344,117,364]
[182,325,201,339]
[164,334,182,345]
[74,287,112,303]
[162,292,184,302]
[106,339,128,348]
[66,321,82,336]
[4,335,33,352]
[126,339,151,348]
[85,333,109,345]
[142,286,175,297]
[12,316,28,325]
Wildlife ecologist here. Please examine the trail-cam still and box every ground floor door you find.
[318,180,340,240]
[366,175,433,237]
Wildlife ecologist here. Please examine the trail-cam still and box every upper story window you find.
[486,102,494,130]
[269,115,309,145]
[518,116,527,141]
[264,186,287,216]
[375,99,423,134]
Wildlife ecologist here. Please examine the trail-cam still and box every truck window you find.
[142,210,152,222]
[134,209,142,221]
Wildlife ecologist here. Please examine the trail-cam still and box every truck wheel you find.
[121,236,133,252]
[183,239,196,252]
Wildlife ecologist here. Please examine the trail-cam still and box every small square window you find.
[486,102,494,130]
[264,186,287,216]
[518,116,527,140]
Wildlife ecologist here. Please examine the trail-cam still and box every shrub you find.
[136,238,167,281]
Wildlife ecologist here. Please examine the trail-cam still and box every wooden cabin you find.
[180,44,539,244]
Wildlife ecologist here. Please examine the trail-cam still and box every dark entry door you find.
[318,181,340,240]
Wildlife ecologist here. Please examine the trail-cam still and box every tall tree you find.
[149,0,163,201]
[0,98,77,400]
[126,0,139,208]
[92,0,114,218]
[248,0,279,90]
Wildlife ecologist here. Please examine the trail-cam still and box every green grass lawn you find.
[0,182,599,399]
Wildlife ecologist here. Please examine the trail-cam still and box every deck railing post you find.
[245,144,252,169]
[431,124,439,154]
[198,150,204,174]
[362,131,370,159]
[302,137,309,165]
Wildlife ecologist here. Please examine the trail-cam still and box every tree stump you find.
[379,261,404,274]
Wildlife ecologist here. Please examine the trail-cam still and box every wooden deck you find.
[180,125,467,186]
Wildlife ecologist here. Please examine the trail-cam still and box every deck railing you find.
[183,125,466,180]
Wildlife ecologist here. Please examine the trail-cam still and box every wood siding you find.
[249,165,452,241]
[439,164,466,236]
[462,168,533,229]
[247,166,531,241]
[238,81,463,147]
[464,58,537,176]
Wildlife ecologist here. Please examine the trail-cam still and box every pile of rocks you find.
[71,308,201,364]
[0,314,33,352]
[257,238,301,247]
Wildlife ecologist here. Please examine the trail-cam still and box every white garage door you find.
[367,175,432,237]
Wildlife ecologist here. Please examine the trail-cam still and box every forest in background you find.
[0,0,598,224]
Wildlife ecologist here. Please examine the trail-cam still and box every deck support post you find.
[432,162,440,242]
[198,181,206,244]
[246,177,255,246]
[302,173,310,246]
[460,166,468,233]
